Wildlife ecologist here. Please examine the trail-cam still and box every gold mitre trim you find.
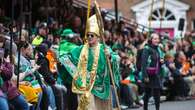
[86,14,100,37]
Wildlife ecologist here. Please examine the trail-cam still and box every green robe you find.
[59,44,120,99]
[58,40,78,56]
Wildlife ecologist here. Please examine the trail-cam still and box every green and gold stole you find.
[72,43,100,110]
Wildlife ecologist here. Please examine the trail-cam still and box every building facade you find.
[92,0,195,38]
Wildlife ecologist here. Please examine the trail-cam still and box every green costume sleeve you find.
[109,46,121,87]
[58,46,83,84]
[58,40,78,56]
[91,45,120,99]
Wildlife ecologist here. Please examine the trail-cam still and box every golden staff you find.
[159,0,166,34]
[84,0,92,43]
[147,0,155,38]
[148,0,154,29]
[94,1,121,110]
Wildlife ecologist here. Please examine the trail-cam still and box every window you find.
[149,8,176,21]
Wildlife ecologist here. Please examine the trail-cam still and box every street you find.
[130,100,195,110]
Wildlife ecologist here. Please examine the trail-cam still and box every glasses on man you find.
[87,34,95,38]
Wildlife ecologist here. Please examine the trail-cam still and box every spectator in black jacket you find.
[35,44,56,110]
[141,33,161,110]
[35,44,67,110]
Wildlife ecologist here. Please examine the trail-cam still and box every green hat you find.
[61,29,75,38]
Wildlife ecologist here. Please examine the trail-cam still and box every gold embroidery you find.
[72,43,100,110]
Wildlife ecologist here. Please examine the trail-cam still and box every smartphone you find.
[0,48,4,58]
[0,48,4,65]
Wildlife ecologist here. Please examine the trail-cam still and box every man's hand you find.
[105,48,110,58]
[169,63,176,69]
[137,80,142,83]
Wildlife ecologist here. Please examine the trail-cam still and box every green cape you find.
[58,40,78,56]
[58,44,120,99]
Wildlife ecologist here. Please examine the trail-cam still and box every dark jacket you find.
[0,62,20,100]
[36,55,56,85]
[141,45,161,88]
[165,61,181,78]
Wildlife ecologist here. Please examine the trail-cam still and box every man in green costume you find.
[58,28,79,56]
[58,14,120,110]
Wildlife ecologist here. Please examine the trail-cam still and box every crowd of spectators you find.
[0,1,195,109]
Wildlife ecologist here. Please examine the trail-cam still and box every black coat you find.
[36,55,56,85]
[141,45,162,89]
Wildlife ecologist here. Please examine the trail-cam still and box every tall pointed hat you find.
[86,14,100,37]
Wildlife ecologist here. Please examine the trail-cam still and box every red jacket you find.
[0,62,20,100]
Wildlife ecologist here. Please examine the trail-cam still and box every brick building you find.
[180,0,195,31]
[88,0,195,38]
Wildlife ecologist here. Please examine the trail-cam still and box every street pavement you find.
[127,99,195,110]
